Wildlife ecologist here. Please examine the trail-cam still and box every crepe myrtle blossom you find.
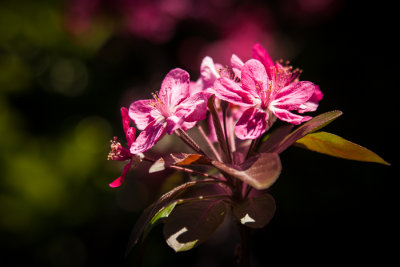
[108,107,142,188]
[129,68,208,154]
[214,59,319,139]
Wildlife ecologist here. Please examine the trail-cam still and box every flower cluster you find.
[107,43,387,258]
[108,43,321,187]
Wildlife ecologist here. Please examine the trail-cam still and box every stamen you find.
[218,66,240,83]
[108,138,122,160]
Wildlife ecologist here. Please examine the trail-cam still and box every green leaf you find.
[295,131,390,165]
[150,201,178,225]
[212,153,281,190]
[233,193,276,228]
[125,179,224,255]
[149,153,211,173]
[140,201,178,240]
[163,199,227,252]
[270,110,343,154]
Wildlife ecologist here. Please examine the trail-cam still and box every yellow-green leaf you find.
[295,131,390,165]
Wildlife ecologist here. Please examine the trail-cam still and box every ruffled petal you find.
[272,81,316,110]
[129,99,157,130]
[130,121,166,154]
[270,107,312,125]
[159,68,190,109]
[213,77,254,107]
[252,43,275,78]
[231,54,244,79]
[235,108,268,140]
[109,159,132,188]
[297,85,324,113]
[200,56,220,89]
[241,59,270,99]
[175,92,208,123]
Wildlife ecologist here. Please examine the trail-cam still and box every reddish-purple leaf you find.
[163,199,228,252]
[149,153,211,173]
[259,124,294,153]
[270,110,343,154]
[126,179,223,254]
[212,153,281,190]
[233,193,276,228]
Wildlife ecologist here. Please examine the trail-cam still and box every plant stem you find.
[175,128,206,155]
[196,124,223,162]
[222,102,233,164]
[143,155,222,181]
[236,223,251,267]
[168,165,221,180]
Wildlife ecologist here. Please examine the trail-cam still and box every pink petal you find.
[235,108,268,140]
[252,43,275,78]
[272,81,316,110]
[129,99,157,130]
[271,107,312,125]
[125,127,136,147]
[109,159,132,188]
[159,68,190,109]
[189,79,203,95]
[130,121,166,154]
[120,107,130,134]
[200,56,220,89]
[175,92,208,122]
[231,54,244,79]
[109,176,123,188]
[241,59,270,99]
[165,115,184,134]
[181,121,197,132]
[213,77,254,107]
[297,85,323,113]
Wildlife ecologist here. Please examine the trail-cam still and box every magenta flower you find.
[129,68,208,154]
[253,43,324,113]
[214,59,317,139]
[108,107,138,188]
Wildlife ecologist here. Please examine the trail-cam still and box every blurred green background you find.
[0,0,396,266]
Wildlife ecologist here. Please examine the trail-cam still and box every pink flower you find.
[252,43,324,113]
[214,59,317,139]
[129,68,208,153]
[190,56,223,96]
[108,107,137,188]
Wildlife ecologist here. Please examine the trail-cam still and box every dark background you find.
[0,0,397,266]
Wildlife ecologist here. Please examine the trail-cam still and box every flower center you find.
[151,92,173,118]
[272,60,302,87]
